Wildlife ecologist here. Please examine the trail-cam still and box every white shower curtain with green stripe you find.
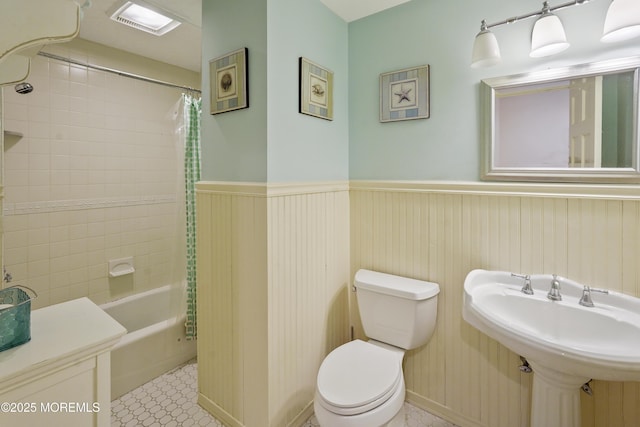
[183,94,201,340]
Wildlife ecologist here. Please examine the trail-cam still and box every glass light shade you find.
[471,30,502,68]
[530,13,570,58]
[602,0,640,43]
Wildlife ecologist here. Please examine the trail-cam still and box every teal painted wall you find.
[348,0,640,180]
[200,0,348,182]
[201,0,268,182]
[201,0,640,182]
[267,0,349,182]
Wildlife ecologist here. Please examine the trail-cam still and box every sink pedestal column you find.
[529,362,588,427]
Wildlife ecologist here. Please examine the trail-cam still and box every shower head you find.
[14,82,33,94]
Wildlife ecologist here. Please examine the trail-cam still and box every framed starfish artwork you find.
[299,57,333,121]
[380,65,430,122]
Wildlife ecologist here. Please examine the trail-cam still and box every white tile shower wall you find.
[2,45,191,309]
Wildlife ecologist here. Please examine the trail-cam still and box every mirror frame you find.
[481,56,640,183]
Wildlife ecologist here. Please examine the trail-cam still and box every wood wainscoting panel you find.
[350,181,640,427]
[196,184,269,426]
[196,181,350,427]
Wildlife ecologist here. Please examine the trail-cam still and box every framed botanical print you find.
[209,48,249,114]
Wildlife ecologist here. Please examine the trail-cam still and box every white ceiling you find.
[319,0,411,23]
[78,0,409,73]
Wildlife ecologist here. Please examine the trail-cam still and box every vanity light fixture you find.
[471,20,502,68]
[602,0,640,42]
[472,0,640,67]
[530,2,570,57]
[108,0,182,36]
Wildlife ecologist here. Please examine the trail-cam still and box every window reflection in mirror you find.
[481,57,640,183]
[494,71,634,169]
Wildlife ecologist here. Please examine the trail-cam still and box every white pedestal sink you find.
[463,269,640,427]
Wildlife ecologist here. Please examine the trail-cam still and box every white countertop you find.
[0,297,127,387]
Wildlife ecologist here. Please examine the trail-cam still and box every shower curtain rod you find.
[37,51,202,94]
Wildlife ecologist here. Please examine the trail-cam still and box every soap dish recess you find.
[109,257,135,278]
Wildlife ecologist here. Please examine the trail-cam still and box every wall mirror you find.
[481,57,640,183]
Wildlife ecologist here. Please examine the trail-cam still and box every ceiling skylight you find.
[109,1,181,36]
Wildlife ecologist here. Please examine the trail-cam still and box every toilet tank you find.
[354,269,440,350]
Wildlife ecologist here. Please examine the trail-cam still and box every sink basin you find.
[463,269,640,427]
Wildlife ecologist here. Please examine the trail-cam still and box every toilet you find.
[314,269,440,427]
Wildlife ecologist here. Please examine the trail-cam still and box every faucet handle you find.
[547,274,562,301]
[511,273,533,295]
[579,285,609,307]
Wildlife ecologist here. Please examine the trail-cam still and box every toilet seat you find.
[316,340,403,416]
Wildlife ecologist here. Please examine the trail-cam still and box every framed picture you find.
[299,57,333,121]
[380,65,430,122]
[209,48,249,115]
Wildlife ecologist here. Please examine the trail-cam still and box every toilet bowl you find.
[314,340,406,427]
[314,269,440,427]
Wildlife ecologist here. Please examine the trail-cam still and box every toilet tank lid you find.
[354,269,440,300]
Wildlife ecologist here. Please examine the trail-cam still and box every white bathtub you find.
[101,285,197,399]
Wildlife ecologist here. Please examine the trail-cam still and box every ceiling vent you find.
[108,1,181,36]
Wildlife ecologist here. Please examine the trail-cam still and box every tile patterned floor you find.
[111,360,222,427]
[111,359,459,427]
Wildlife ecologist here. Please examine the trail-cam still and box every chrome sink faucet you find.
[579,285,609,307]
[547,274,562,301]
[511,273,533,295]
